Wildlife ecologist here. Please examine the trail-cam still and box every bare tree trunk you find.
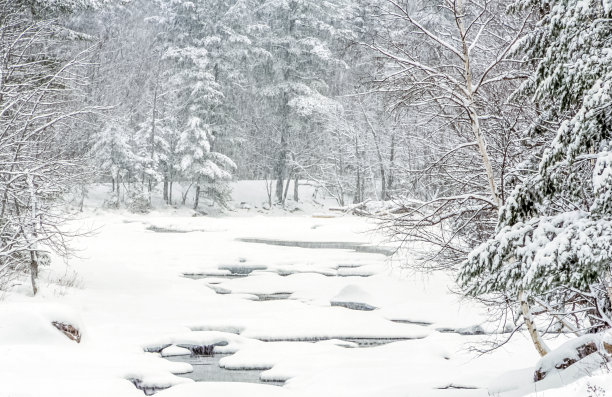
[604,272,612,318]
[387,132,395,197]
[29,251,38,295]
[265,176,273,208]
[354,168,361,204]
[275,131,288,203]
[380,167,386,200]
[148,58,162,204]
[354,135,362,204]
[79,185,85,212]
[282,172,292,205]
[193,183,200,210]
[27,175,39,295]
[519,290,550,357]
[455,0,499,206]
[181,182,193,205]
[336,176,345,207]
[293,176,299,201]
[163,177,169,203]
[116,172,121,206]
[169,180,173,205]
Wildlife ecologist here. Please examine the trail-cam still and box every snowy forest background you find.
[2,0,612,373]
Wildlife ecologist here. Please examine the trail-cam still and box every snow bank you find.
[0,302,83,345]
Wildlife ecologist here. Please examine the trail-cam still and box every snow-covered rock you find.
[160,345,191,357]
[534,332,612,382]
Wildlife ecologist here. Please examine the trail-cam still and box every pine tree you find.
[159,1,238,208]
[178,117,236,209]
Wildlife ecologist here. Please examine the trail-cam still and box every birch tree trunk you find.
[519,290,550,357]
[455,0,500,206]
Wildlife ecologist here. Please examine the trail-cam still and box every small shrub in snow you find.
[126,189,151,214]
[103,193,120,209]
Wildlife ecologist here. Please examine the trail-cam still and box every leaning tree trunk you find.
[519,290,550,357]
[181,182,192,206]
[282,171,293,205]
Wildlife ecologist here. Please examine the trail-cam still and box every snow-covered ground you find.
[0,182,607,397]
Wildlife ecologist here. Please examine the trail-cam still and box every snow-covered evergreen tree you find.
[159,1,238,208]
[459,0,612,351]
[90,121,140,206]
[178,117,236,209]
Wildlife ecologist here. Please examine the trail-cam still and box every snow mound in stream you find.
[330,284,378,311]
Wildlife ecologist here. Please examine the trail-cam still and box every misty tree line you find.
[71,0,423,210]
[2,0,612,359]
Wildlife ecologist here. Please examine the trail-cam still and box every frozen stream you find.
[141,233,508,394]
[0,212,539,397]
[159,237,426,390]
